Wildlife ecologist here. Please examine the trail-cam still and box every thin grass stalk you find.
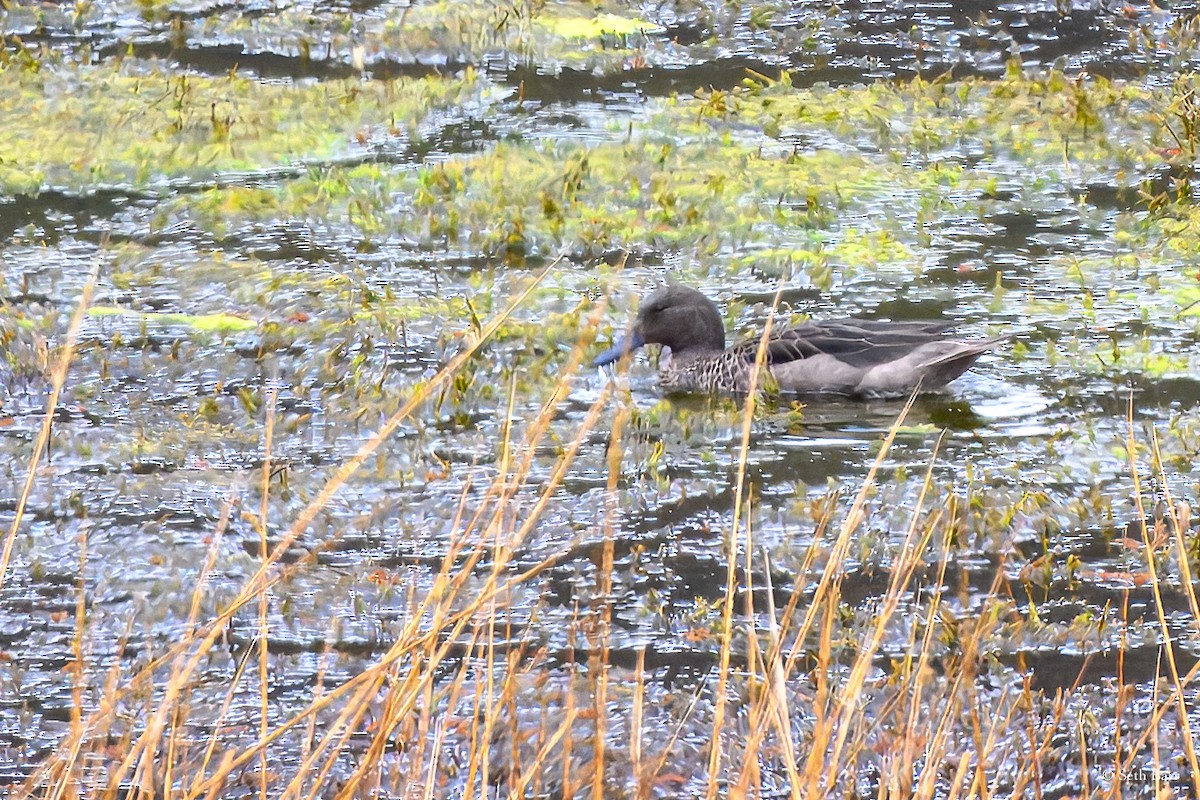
[65,261,560,797]
[1008,679,1072,798]
[426,634,483,799]
[423,709,448,800]
[508,706,578,798]
[44,520,92,800]
[919,569,1008,798]
[562,622,578,799]
[137,494,257,796]
[736,568,766,799]
[0,258,100,597]
[1151,648,1163,780]
[827,433,944,787]
[197,642,261,786]
[640,671,709,797]
[798,395,917,794]
[706,289,782,800]
[898,512,957,785]
[588,388,630,800]
[803,588,837,794]
[760,547,801,796]
[966,684,1014,800]
[1148,430,1200,629]
[744,491,840,716]
[465,623,489,800]
[969,687,1001,800]
[191,377,617,796]
[631,645,645,796]
[80,607,139,794]
[944,751,973,800]
[1124,395,1200,793]
[1111,589,1130,800]
[175,494,240,779]
[731,542,803,799]
[1077,720,1091,797]
[300,643,330,792]
[164,698,182,800]
[738,495,762,796]
[505,621,526,790]
[192,560,263,783]
[327,290,616,794]
[373,652,417,796]
[70,525,90,796]
[258,386,278,799]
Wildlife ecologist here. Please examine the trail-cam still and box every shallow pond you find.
[4,0,1200,797]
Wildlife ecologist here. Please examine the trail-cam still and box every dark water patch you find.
[233,221,350,263]
[621,488,733,533]
[1022,644,1200,691]
[505,59,784,103]
[106,38,465,82]
[1127,374,1200,408]
[0,189,138,244]
[794,0,1187,81]
[408,118,498,159]
[9,0,1200,99]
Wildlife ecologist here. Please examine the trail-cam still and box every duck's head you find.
[593,284,726,366]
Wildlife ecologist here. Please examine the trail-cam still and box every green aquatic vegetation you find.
[148,68,1194,297]
[380,134,935,271]
[89,306,258,333]
[0,60,483,195]
[183,0,657,75]
[1152,205,1200,259]
[391,1,659,67]
[1156,74,1200,163]
[537,10,660,39]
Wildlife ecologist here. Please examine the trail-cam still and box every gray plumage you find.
[594,284,1003,397]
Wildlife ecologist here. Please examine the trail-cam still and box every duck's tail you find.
[918,335,1007,387]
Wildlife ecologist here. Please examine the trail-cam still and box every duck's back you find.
[726,318,995,397]
[753,319,953,367]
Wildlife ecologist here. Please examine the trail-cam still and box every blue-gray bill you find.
[592,330,645,366]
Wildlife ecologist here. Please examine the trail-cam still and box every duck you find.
[593,284,1003,397]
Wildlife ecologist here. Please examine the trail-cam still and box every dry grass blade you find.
[706,287,782,799]
[29,244,1200,800]
[174,263,616,798]
[1124,395,1200,795]
[0,258,101,597]
[797,391,917,795]
[29,257,564,798]
[827,429,944,782]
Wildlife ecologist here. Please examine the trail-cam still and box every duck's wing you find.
[731,319,956,368]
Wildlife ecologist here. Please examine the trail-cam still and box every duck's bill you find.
[593,330,645,366]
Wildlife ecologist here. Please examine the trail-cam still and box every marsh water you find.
[5,0,1200,796]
